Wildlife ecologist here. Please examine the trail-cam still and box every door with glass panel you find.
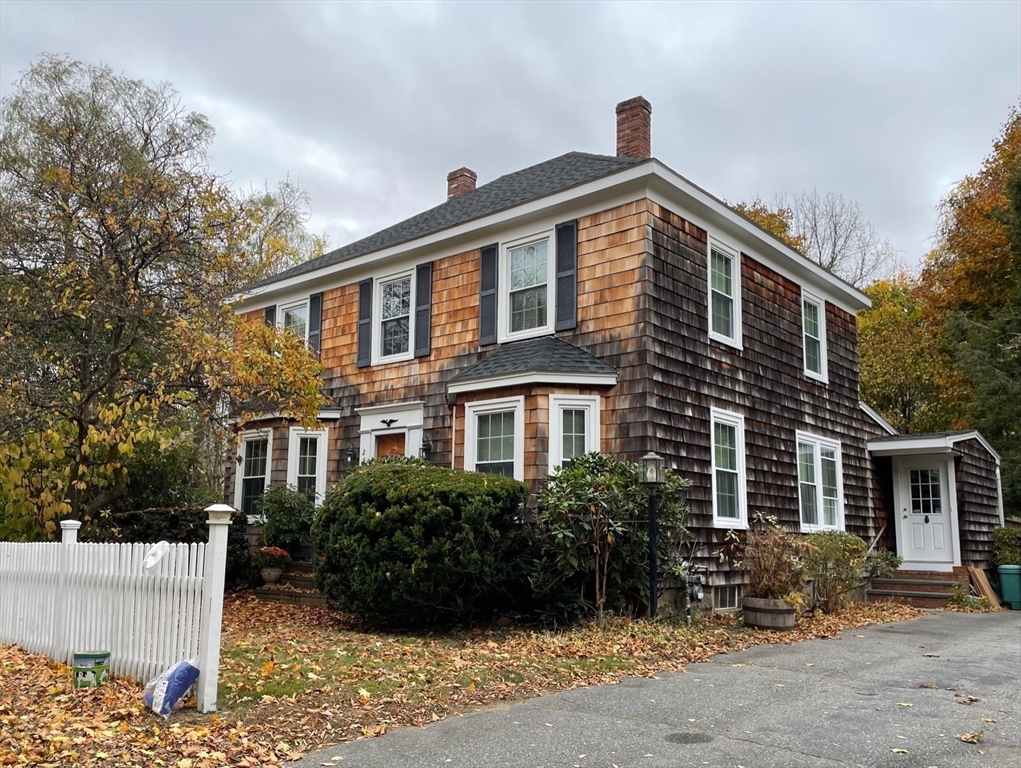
[895,458,952,565]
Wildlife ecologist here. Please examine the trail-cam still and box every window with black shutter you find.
[414,262,432,357]
[555,220,578,331]
[479,243,498,346]
[356,278,372,367]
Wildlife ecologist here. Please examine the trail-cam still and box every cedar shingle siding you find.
[954,438,1002,568]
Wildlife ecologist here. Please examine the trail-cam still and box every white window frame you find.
[714,584,740,612]
[499,229,556,343]
[707,236,743,350]
[802,290,828,383]
[548,395,601,473]
[464,396,525,481]
[372,268,416,365]
[710,407,748,529]
[795,430,845,533]
[279,299,310,344]
[234,428,273,523]
[286,426,329,503]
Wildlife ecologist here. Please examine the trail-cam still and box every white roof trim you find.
[232,409,343,425]
[237,158,870,313]
[859,401,898,436]
[355,401,425,416]
[868,430,1001,463]
[447,371,618,396]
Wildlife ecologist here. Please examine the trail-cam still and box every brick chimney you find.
[447,167,477,199]
[616,96,652,159]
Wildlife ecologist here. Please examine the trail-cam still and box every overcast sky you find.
[1,0,1018,272]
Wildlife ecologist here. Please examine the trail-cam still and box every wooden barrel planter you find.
[742,597,796,629]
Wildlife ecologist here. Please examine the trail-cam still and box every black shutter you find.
[479,243,498,346]
[555,220,578,331]
[264,305,276,326]
[307,292,323,356]
[414,262,432,358]
[356,279,372,368]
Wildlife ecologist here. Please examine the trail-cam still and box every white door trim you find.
[893,454,961,572]
[356,402,424,461]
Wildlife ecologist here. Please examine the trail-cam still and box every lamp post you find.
[640,452,666,619]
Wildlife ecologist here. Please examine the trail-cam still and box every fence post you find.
[54,520,82,662]
[196,504,233,713]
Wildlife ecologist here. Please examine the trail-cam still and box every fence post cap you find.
[204,504,235,525]
[59,520,82,530]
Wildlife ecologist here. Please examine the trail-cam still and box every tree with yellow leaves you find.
[0,56,328,536]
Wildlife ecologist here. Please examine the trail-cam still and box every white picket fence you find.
[0,505,233,712]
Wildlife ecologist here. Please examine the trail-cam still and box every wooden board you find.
[967,566,1002,610]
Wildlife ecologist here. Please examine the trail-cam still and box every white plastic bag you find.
[143,658,200,718]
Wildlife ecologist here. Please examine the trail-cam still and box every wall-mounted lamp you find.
[420,437,432,461]
[345,446,359,467]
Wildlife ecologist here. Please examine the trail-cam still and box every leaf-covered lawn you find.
[1,595,922,766]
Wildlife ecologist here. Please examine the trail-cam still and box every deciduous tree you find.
[0,56,327,535]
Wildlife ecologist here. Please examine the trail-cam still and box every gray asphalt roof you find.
[251,152,644,289]
[870,430,978,441]
[449,336,618,383]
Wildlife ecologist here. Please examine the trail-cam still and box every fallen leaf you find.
[890,748,908,754]
[956,730,983,744]
[897,703,913,707]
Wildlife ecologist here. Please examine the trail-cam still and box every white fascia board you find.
[645,164,871,314]
[234,165,654,311]
[859,401,899,436]
[355,401,426,417]
[947,431,1001,464]
[447,372,618,396]
[867,435,955,456]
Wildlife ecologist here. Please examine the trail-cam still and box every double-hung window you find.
[708,238,741,348]
[711,408,747,528]
[796,431,843,532]
[501,232,555,341]
[287,427,328,502]
[802,291,827,382]
[235,431,272,520]
[465,397,525,481]
[548,395,601,472]
[375,271,414,362]
[280,300,309,343]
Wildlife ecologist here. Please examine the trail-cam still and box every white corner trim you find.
[447,371,618,395]
[859,402,898,436]
[946,454,962,568]
[548,394,601,473]
[995,465,1005,526]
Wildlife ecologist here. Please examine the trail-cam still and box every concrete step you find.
[282,572,316,589]
[254,586,328,607]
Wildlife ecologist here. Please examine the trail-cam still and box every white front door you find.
[895,457,955,568]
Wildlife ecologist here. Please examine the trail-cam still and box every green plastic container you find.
[998,565,1021,610]
[72,650,110,689]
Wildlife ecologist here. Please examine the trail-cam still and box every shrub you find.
[529,453,691,623]
[865,547,902,578]
[312,459,530,625]
[740,518,811,606]
[804,531,867,612]
[992,527,1021,567]
[80,506,255,586]
[258,484,316,552]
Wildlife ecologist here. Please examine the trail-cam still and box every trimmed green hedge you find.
[312,458,530,625]
[80,506,255,586]
[992,526,1021,567]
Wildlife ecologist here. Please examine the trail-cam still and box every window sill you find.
[708,331,743,351]
[499,327,555,345]
[799,523,843,534]
[372,351,415,366]
[804,369,829,385]
[712,518,749,531]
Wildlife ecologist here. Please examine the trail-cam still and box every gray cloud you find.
[2,0,1018,271]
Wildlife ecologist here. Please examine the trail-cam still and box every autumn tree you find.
[733,191,896,287]
[0,56,327,535]
[858,275,961,434]
[244,178,329,280]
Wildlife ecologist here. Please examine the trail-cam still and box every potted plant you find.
[253,546,291,585]
[738,518,810,629]
[992,527,1021,610]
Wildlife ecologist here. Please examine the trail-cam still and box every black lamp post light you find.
[640,451,666,619]
[419,437,432,461]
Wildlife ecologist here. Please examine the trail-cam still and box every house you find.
[230,97,1006,609]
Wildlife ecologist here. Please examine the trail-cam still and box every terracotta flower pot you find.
[260,567,283,585]
[742,596,796,629]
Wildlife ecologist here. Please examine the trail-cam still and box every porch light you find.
[345,446,358,466]
[420,437,432,461]
[640,452,666,489]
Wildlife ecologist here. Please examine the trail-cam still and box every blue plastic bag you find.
[143,658,200,718]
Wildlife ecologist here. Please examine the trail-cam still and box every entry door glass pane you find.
[909,469,942,515]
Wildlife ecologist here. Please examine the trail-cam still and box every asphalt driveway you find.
[295,611,1021,768]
